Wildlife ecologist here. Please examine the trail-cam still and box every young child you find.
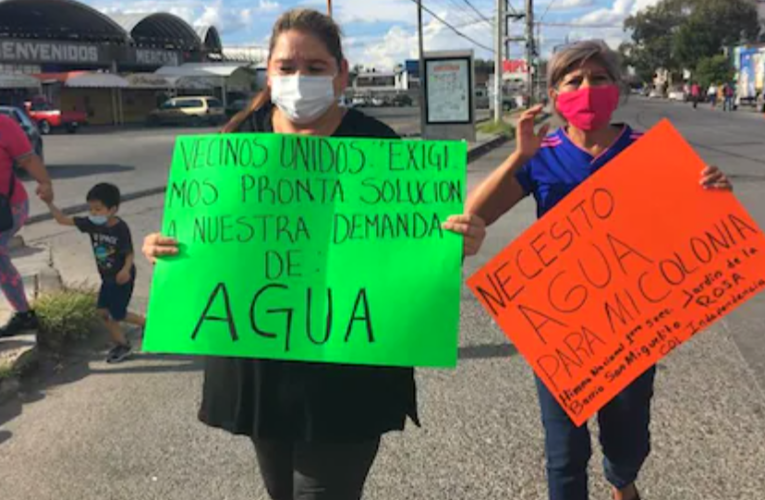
[46,183,145,363]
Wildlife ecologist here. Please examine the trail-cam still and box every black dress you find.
[198,103,420,443]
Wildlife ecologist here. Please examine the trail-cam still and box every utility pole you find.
[493,0,504,122]
[417,0,427,136]
[327,0,332,16]
[536,22,543,101]
[525,0,535,105]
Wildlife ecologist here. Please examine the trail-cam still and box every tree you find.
[672,0,760,69]
[624,0,759,79]
[694,54,735,88]
[623,0,685,79]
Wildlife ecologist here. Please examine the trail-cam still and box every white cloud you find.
[347,13,494,70]
[541,0,596,12]
[258,0,280,12]
[97,0,280,35]
[194,1,253,33]
[327,0,417,25]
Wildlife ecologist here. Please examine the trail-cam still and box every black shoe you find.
[0,311,39,338]
[106,343,132,364]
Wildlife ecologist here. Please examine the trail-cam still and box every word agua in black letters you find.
[190,283,375,353]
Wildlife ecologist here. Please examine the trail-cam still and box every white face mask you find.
[270,75,337,125]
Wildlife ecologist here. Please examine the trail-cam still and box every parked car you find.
[339,95,355,108]
[668,89,686,102]
[148,96,226,127]
[474,89,490,109]
[370,97,386,107]
[0,105,44,166]
[391,94,413,107]
[24,99,87,135]
[351,96,369,107]
[225,99,249,119]
[648,88,663,99]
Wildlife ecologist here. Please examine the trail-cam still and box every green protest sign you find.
[143,133,466,367]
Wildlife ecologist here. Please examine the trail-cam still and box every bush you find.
[477,120,515,137]
[0,360,16,380]
[34,287,101,351]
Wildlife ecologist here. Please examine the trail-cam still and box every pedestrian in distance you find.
[723,83,735,112]
[46,183,145,363]
[444,40,733,500]
[0,115,54,338]
[143,9,418,500]
[690,81,701,109]
[708,83,718,109]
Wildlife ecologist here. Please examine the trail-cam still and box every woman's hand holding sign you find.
[701,165,732,191]
[143,233,178,264]
[443,214,487,257]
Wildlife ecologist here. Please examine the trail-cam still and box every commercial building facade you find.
[0,0,264,124]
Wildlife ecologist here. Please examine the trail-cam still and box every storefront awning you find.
[0,74,41,89]
[125,73,216,90]
[125,73,172,89]
[35,71,130,88]
[154,62,253,78]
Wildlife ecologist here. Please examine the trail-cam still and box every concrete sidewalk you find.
[0,238,62,404]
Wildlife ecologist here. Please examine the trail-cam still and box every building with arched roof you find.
[112,13,202,51]
[0,0,263,126]
[0,0,130,43]
[196,25,223,54]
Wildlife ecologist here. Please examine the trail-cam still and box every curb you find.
[0,242,63,404]
[27,186,168,226]
[467,135,509,163]
[0,345,39,406]
[25,119,547,226]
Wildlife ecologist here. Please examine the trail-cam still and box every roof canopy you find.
[196,25,222,53]
[0,0,130,43]
[35,71,130,88]
[0,74,41,89]
[155,62,252,78]
[112,13,201,50]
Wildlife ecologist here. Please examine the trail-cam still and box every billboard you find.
[739,46,765,98]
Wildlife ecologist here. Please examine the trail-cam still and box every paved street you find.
[24,107,490,220]
[2,98,764,500]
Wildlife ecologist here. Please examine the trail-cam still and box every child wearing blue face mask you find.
[46,183,145,363]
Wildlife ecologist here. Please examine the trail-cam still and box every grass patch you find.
[477,119,515,136]
[0,360,16,380]
[34,287,101,351]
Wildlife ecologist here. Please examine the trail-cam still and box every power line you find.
[461,0,493,25]
[538,0,558,23]
[409,0,496,52]
[537,21,623,28]
[442,0,491,27]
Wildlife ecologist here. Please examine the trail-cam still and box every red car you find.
[24,100,88,135]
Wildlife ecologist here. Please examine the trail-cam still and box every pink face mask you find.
[555,85,620,131]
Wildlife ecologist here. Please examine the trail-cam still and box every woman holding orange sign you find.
[445,40,732,500]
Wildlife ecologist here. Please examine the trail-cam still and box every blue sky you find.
[89,0,662,69]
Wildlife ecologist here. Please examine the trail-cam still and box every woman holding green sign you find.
[143,8,418,500]
[445,40,732,500]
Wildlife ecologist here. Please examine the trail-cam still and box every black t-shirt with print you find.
[73,217,135,281]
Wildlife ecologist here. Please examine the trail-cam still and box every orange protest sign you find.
[467,120,765,426]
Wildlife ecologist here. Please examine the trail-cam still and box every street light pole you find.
[327,0,332,17]
[417,0,427,137]
[493,0,504,122]
[525,0,535,105]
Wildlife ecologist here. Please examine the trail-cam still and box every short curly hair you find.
[547,39,623,90]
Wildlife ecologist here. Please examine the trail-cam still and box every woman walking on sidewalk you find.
[0,114,54,337]
[142,9,418,500]
[444,40,733,500]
